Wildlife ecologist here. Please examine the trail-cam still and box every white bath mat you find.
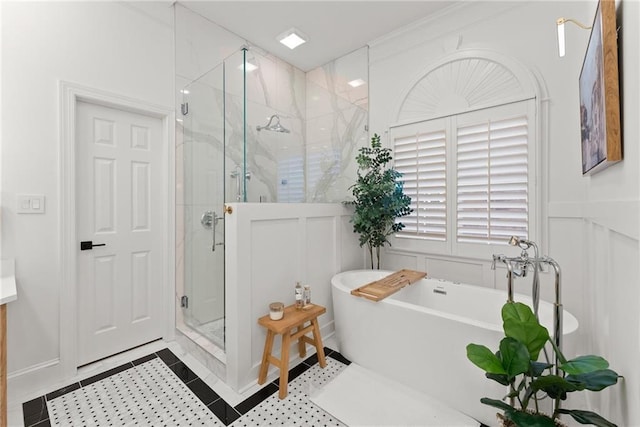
[309,362,479,426]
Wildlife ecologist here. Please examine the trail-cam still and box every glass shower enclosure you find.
[180,61,226,350]
[179,47,304,352]
[178,45,368,356]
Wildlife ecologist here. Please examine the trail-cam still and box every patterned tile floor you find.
[22,347,350,427]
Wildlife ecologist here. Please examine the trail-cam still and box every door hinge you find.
[180,295,189,308]
[181,102,189,116]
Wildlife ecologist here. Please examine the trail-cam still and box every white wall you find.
[1,1,174,401]
[370,1,640,424]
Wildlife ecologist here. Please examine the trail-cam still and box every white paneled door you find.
[76,101,164,366]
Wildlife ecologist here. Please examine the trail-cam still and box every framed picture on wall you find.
[579,0,621,175]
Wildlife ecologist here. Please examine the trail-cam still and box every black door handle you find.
[80,241,106,251]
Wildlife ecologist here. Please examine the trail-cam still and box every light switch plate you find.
[17,194,45,214]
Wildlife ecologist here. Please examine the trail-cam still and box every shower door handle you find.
[211,212,223,252]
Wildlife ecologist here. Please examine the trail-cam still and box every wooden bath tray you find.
[351,269,427,302]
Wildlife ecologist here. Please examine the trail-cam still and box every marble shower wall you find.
[222,46,369,203]
[306,47,369,203]
[224,49,307,203]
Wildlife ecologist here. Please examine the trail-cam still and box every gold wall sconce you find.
[556,17,592,57]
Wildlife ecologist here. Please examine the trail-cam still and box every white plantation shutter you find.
[390,100,534,255]
[393,128,447,241]
[456,114,528,244]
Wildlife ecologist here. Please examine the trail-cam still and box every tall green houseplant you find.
[349,133,412,269]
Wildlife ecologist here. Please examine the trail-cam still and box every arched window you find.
[390,51,542,258]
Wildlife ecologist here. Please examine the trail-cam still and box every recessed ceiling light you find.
[238,62,258,72]
[348,79,366,88]
[180,89,190,94]
[278,28,308,50]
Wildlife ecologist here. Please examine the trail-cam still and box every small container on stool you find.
[269,302,284,320]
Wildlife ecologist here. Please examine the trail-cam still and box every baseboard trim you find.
[7,358,62,405]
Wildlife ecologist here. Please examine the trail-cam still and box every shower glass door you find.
[181,62,226,350]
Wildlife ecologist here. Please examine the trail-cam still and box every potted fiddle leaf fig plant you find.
[347,133,412,269]
[467,302,620,427]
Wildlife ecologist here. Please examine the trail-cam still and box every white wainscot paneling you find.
[225,203,362,392]
[582,223,640,423]
[425,257,484,286]
[381,251,420,271]
[249,218,301,365]
[547,218,587,351]
[340,215,364,271]
[604,230,640,423]
[306,217,338,320]
[384,250,487,286]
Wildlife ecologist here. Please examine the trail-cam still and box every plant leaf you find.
[502,302,550,360]
[480,397,514,412]
[530,375,580,399]
[499,337,530,379]
[486,373,510,386]
[560,355,609,375]
[505,410,558,427]
[557,409,618,427]
[350,133,412,257]
[531,361,554,377]
[466,344,507,375]
[566,369,620,391]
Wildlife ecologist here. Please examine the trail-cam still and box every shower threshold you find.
[194,318,225,350]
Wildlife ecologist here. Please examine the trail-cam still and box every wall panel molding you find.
[548,200,639,240]
[224,203,362,392]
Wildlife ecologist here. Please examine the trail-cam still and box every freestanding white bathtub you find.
[331,270,579,426]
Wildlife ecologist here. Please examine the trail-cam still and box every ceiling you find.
[179,1,458,71]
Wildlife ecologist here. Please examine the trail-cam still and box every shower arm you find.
[257,115,279,132]
[256,114,290,133]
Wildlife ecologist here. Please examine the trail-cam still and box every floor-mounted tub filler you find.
[330,269,579,426]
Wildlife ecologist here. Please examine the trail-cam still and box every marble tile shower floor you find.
[21,346,351,427]
[193,318,225,350]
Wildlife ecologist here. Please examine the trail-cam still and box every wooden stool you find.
[257,304,327,399]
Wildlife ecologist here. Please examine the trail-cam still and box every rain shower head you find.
[256,114,290,133]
